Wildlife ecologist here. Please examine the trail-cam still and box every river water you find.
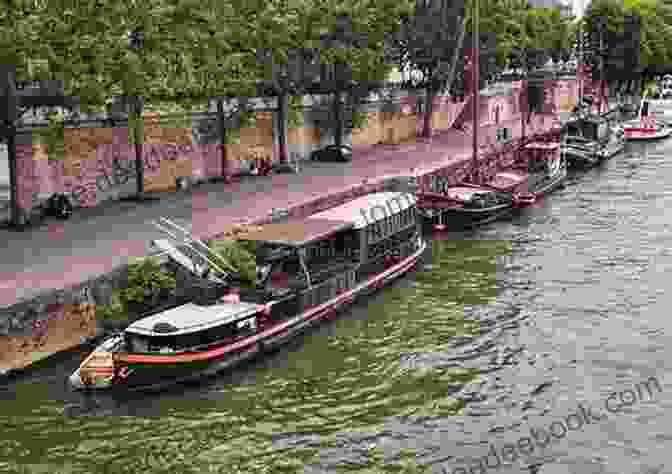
[1,139,671,474]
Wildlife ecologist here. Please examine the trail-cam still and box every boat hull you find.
[524,164,567,202]
[597,139,625,161]
[70,238,427,392]
[562,146,599,169]
[533,165,567,196]
[625,129,672,140]
[419,204,513,231]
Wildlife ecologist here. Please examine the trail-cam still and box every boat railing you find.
[299,268,357,310]
[357,230,419,281]
[151,217,234,279]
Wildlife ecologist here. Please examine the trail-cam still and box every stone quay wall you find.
[0,80,578,376]
[4,80,578,220]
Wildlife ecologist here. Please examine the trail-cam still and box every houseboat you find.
[416,183,515,231]
[486,141,567,206]
[69,192,427,391]
[561,116,625,168]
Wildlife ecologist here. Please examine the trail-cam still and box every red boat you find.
[487,141,566,206]
[623,97,672,141]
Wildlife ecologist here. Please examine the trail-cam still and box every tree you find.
[389,0,467,137]
[582,0,672,100]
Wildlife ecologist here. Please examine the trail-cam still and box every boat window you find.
[529,157,546,173]
[147,335,178,353]
[126,334,149,353]
[170,318,257,350]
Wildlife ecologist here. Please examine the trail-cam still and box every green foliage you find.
[34,111,66,161]
[127,110,145,145]
[287,96,305,129]
[208,239,257,286]
[222,109,257,145]
[120,256,177,305]
[351,108,369,130]
[95,291,126,321]
[0,0,266,112]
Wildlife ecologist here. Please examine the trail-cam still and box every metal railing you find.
[299,268,357,311]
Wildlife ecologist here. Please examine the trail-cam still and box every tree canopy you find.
[583,0,672,91]
[0,0,414,114]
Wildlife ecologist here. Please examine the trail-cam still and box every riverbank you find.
[0,111,562,378]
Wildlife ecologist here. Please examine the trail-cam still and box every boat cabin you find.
[307,192,420,279]
[487,171,529,194]
[240,218,358,298]
[522,142,561,173]
[123,301,264,353]
[564,117,609,143]
[441,187,511,208]
[237,192,421,311]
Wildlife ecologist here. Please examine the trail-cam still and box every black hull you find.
[75,240,428,392]
[563,148,600,169]
[421,204,514,231]
[529,165,567,197]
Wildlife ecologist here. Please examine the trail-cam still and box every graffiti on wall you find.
[9,80,580,212]
[67,143,220,207]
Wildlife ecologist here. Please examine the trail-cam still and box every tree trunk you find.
[217,99,230,182]
[421,87,435,138]
[277,93,288,163]
[133,98,145,196]
[521,80,526,140]
[6,123,22,227]
[333,91,343,147]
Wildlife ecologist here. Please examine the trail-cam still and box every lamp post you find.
[124,29,156,201]
[471,0,480,180]
[273,61,298,173]
[0,65,19,227]
[597,16,606,114]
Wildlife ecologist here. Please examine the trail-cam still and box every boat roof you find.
[125,301,263,337]
[488,171,527,191]
[236,218,353,247]
[444,187,495,201]
[525,142,560,150]
[307,192,417,229]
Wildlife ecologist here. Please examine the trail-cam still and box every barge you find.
[69,192,427,391]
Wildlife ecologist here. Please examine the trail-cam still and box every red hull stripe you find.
[624,128,657,133]
[119,242,425,365]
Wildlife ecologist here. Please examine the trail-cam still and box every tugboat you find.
[416,183,515,231]
[487,141,567,206]
[561,115,625,169]
[69,192,427,391]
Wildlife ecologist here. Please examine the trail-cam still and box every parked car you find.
[310,145,352,163]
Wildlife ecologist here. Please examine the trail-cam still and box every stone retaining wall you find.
[0,81,579,375]
[0,128,564,376]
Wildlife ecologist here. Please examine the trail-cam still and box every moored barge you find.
[69,192,427,391]
[417,184,515,231]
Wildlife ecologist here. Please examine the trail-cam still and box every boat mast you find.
[638,89,647,121]
[578,0,584,107]
[472,0,479,181]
